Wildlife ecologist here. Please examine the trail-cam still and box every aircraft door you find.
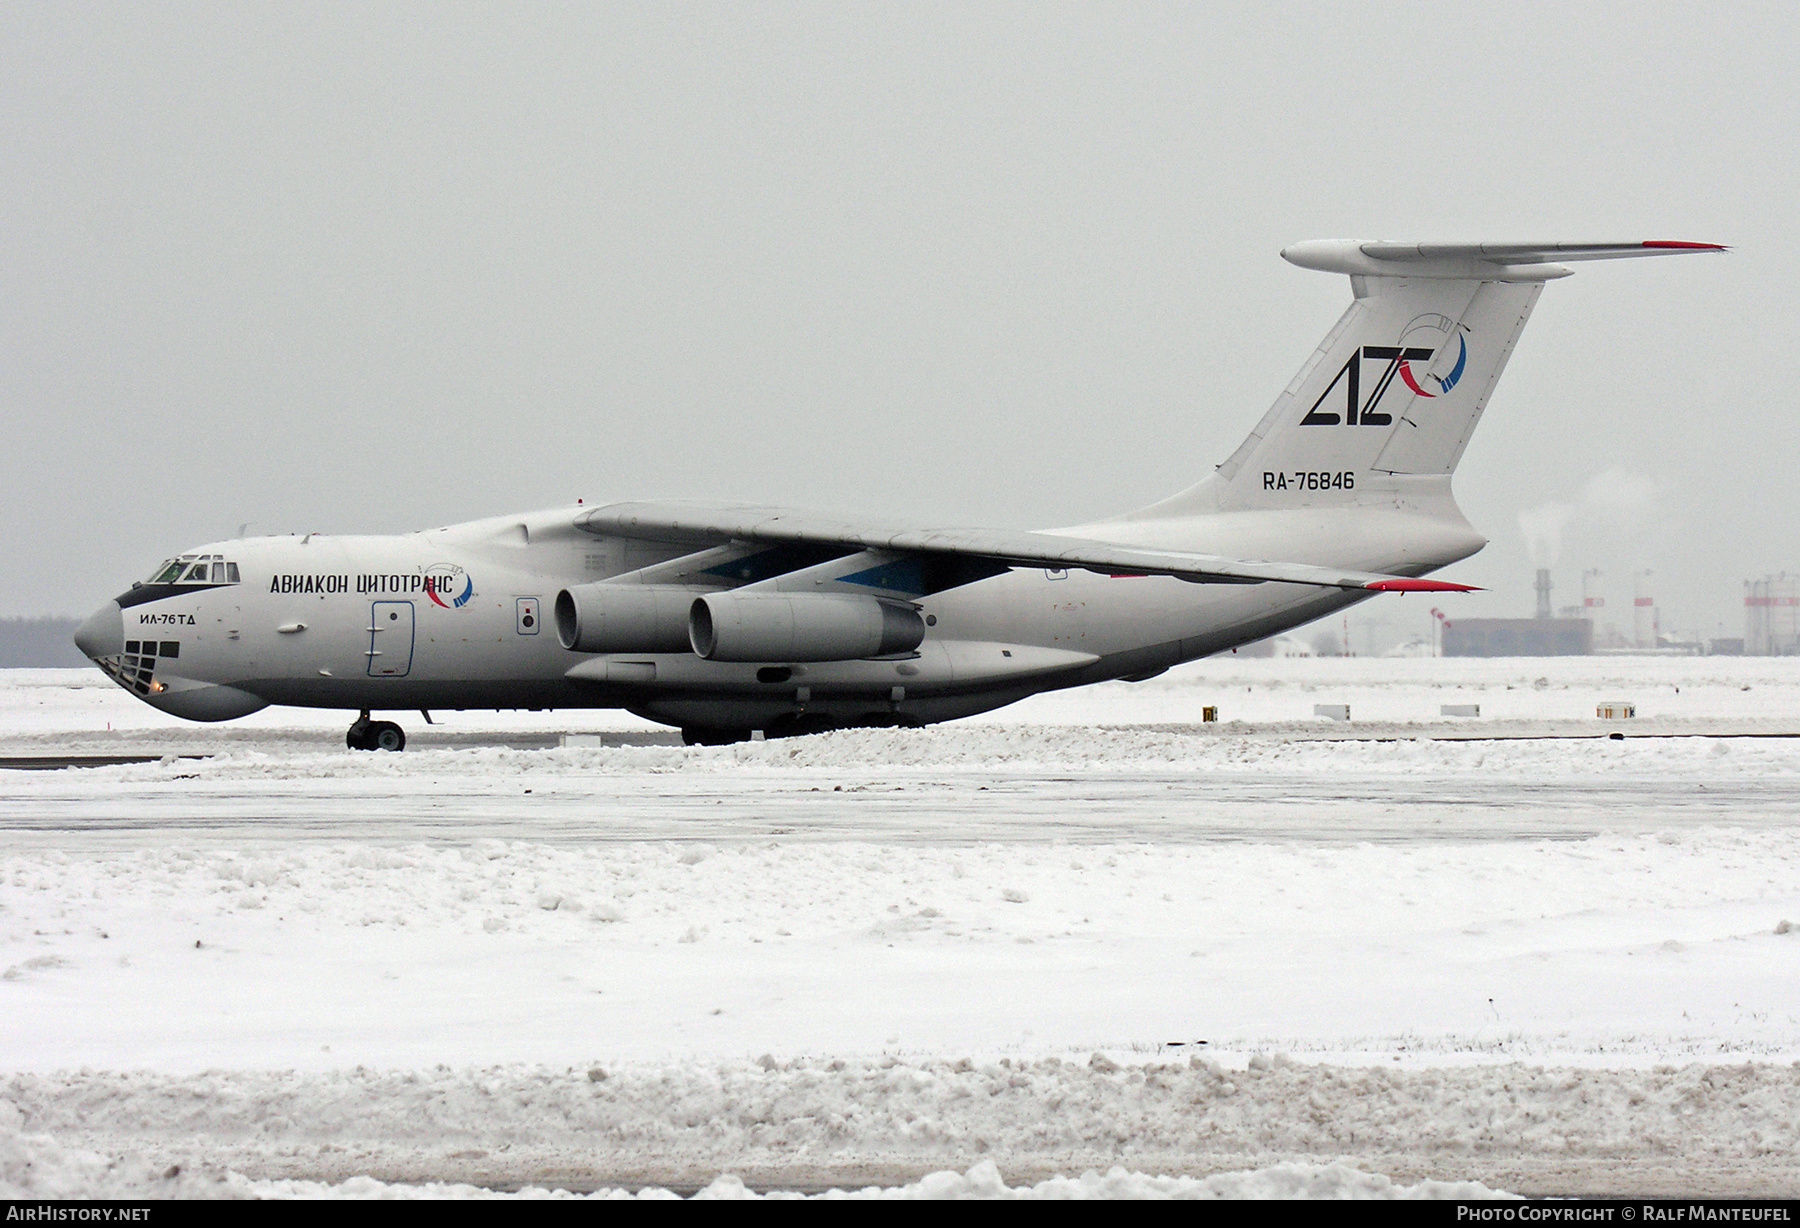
[368,601,415,677]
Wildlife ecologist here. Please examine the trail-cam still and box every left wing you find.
[576,502,1475,594]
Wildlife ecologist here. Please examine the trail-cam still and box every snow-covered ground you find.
[6,655,1800,747]
[4,659,1800,1197]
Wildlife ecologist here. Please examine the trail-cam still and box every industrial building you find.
[1434,568,1800,658]
[1745,574,1800,655]
[1441,616,1593,657]
[1441,568,1599,657]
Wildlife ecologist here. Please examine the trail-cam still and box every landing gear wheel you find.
[681,726,753,747]
[347,713,405,751]
[762,713,841,740]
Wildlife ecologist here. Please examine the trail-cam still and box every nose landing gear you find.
[347,710,406,752]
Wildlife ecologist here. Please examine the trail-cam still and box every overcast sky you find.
[3,2,1793,643]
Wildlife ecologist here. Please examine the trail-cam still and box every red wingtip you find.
[1364,579,1483,593]
[1643,240,1728,251]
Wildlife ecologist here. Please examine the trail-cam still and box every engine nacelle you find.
[555,583,697,653]
[689,592,924,662]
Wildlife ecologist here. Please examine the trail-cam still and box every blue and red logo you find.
[1396,313,1467,398]
[424,564,474,609]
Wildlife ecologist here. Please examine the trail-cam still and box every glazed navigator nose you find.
[73,600,123,659]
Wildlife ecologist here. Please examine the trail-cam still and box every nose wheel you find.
[347,712,406,752]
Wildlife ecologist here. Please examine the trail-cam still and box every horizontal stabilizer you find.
[1355,240,1726,264]
[1282,239,1726,281]
[1363,578,1481,593]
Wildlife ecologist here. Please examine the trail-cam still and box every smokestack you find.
[1635,570,1656,650]
[1583,569,1605,614]
[1535,569,1552,619]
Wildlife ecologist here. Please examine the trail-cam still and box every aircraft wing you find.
[575,502,1476,593]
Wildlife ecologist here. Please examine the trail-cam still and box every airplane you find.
[73,239,1723,750]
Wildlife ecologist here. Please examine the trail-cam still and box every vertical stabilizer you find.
[1135,240,1724,518]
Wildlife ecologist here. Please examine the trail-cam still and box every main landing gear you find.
[347,710,406,752]
[678,714,878,745]
[681,726,753,746]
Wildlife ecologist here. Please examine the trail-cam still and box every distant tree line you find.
[0,618,88,668]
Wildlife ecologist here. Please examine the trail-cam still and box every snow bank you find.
[0,1109,1508,1200]
[0,1105,256,1198]
[7,1062,1512,1200]
[265,1160,1511,1200]
[14,1057,1800,1165]
[19,1056,1800,1196]
[722,1162,1513,1201]
[16,719,1800,784]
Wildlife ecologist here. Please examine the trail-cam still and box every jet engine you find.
[554,583,697,653]
[689,592,924,662]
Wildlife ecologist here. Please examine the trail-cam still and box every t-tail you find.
[1140,240,1725,517]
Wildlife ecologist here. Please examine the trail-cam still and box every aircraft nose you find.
[73,600,123,660]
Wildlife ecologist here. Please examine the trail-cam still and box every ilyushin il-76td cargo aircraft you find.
[75,239,1723,749]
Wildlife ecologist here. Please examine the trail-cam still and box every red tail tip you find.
[1642,240,1727,251]
[1364,579,1482,593]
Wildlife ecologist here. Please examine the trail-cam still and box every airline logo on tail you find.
[1301,314,1469,426]
[1397,313,1467,398]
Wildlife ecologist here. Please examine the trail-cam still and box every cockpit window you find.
[145,554,242,586]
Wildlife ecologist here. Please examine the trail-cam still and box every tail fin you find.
[1146,240,1724,515]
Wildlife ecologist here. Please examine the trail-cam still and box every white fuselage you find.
[76,488,1484,734]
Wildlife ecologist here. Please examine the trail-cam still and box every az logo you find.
[1301,317,1469,427]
